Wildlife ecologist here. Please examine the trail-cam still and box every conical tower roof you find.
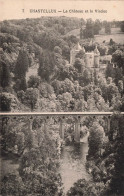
[94,45,100,55]
[73,42,82,50]
[82,46,85,53]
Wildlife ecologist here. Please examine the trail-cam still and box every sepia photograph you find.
[0,0,124,195]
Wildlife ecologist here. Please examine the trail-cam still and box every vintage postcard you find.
[0,0,124,195]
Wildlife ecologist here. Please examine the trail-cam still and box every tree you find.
[105,64,114,79]
[100,79,119,104]
[106,77,113,85]
[27,75,41,88]
[54,46,62,55]
[13,77,27,92]
[107,115,124,195]
[114,67,123,86]
[75,98,87,111]
[39,82,54,98]
[105,23,111,34]
[61,78,75,94]
[87,92,109,111]
[112,50,124,74]
[80,27,84,39]
[52,80,61,95]
[87,97,97,111]
[17,88,39,111]
[1,116,63,196]
[118,80,123,96]
[75,50,85,59]
[53,50,66,70]
[98,45,107,56]
[80,18,85,26]
[109,38,115,45]
[88,122,104,158]
[81,68,92,86]
[38,50,55,81]
[120,21,124,32]
[0,60,10,88]
[120,96,124,111]
[83,19,94,38]
[0,94,11,111]
[69,100,75,111]
[57,92,73,111]
[62,45,70,61]
[14,48,29,92]
[15,48,29,79]
[111,94,122,111]
[94,70,99,85]
[107,83,119,105]
[18,127,63,196]
[67,35,79,45]
[74,58,83,73]
[94,19,101,35]
[55,64,72,81]
[67,179,104,196]
[1,174,25,196]
[82,84,93,101]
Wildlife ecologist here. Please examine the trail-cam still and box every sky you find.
[0,0,124,22]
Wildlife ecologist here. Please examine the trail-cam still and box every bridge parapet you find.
[1,112,124,143]
[1,112,123,117]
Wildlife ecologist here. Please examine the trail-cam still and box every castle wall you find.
[70,45,100,68]
[85,53,94,68]
[94,55,100,68]
[70,49,80,65]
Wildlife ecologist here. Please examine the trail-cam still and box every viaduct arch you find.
[1,112,124,143]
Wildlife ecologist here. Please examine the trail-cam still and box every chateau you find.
[70,42,100,68]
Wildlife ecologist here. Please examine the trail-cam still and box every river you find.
[59,134,90,194]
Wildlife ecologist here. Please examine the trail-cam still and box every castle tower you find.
[85,52,94,68]
[70,42,82,65]
[94,45,100,68]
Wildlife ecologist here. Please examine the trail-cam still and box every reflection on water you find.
[60,141,90,193]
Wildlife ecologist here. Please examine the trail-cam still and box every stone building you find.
[70,42,82,65]
[70,42,100,68]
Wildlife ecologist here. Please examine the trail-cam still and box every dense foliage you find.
[0,16,124,196]
[1,118,64,195]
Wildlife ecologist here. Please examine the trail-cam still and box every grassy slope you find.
[65,27,124,45]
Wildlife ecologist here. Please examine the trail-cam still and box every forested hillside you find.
[0,17,124,112]
[0,17,124,196]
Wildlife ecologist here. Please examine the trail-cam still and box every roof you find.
[94,46,100,55]
[73,42,82,50]
[82,46,86,53]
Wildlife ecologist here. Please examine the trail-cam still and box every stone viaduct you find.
[1,112,124,143]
